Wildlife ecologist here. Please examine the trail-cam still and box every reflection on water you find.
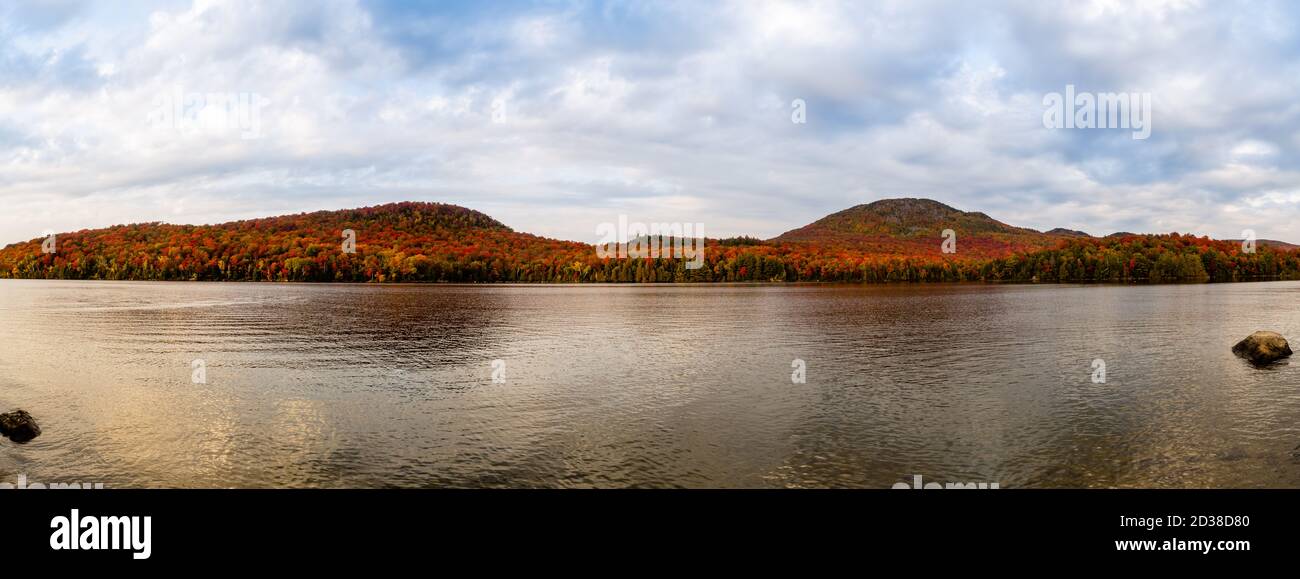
[1,279,1299,488]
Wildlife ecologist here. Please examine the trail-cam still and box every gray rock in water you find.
[0,409,41,443]
[1232,331,1293,366]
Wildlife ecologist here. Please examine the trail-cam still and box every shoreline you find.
[0,277,1294,286]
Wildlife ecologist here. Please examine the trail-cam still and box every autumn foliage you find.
[2,201,1298,284]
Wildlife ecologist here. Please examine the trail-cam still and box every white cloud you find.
[5,0,1300,246]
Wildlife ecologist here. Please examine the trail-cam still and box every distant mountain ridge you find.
[1045,228,1092,237]
[2,198,1297,283]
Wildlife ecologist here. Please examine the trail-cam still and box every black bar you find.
[6,489,1283,568]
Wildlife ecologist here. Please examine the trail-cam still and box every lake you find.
[1,279,1298,488]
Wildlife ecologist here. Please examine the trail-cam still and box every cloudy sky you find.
[3,0,1300,245]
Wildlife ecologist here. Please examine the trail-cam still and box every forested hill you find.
[2,200,1299,283]
[0,202,595,282]
[772,198,1062,258]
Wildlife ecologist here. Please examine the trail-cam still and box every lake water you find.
[1,279,1299,488]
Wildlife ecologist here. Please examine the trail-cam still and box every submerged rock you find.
[0,409,40,443]
[1232,331,1293,366]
